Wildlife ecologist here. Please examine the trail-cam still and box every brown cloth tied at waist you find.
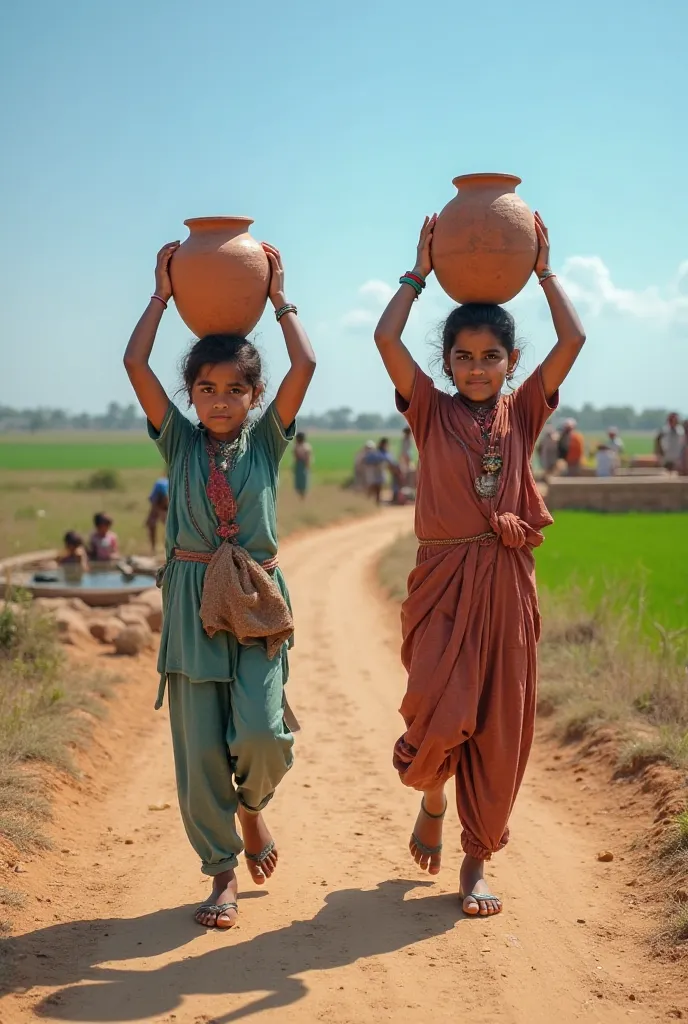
[173,545,293,659]
[417,512,545,553]
[167,545,300,733]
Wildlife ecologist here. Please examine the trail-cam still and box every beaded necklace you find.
[203,431,245,542]
[458,394,503,499]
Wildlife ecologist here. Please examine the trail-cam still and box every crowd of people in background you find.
[350,430,416,505]
[292,412,688,510]
[537,413,688,478]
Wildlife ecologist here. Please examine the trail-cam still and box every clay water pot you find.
[170,217,270,338]
[431,173,537,304]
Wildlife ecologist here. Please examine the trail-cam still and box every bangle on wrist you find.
[275,303,297,322]
[399,272,425,298]
[537,269,556,285]
[151,294,168,309]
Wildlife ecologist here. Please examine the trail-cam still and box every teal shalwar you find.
[149,400,295,876]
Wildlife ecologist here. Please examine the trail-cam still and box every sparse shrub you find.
[662,810,688,858]
[617,733,688,776]
[0,594,115,854]
[75,469,123,491]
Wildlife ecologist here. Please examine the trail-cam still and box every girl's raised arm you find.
[123,241,180,431]
[534,214,586,398]
[264,243,317,428]
[373,215,436,403]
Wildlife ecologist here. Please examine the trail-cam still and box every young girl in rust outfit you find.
[124,240,315,930]
[374,213,585,917]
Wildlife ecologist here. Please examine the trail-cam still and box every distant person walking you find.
[658,413,685,472]
[293,432,312,498]
[147,476,169,552]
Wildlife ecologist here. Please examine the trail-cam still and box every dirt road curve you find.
[2,510,685,1023]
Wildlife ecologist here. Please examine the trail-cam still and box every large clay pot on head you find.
[431,174,537,304]
[170,216,270,338]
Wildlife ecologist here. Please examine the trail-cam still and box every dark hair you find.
[295,432,306,443]
[64,530,83,548]
[439,304,518,385]
[179,334,264,404]
[94,512,112,528]
[378,437,389,449]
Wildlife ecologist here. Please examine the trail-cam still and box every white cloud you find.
[538,256,688,327]
[358,280,395,305]
[340,308,378,328]
[340,278,396,330]
[344,260,688,332]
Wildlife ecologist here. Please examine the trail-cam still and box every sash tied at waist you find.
[417,513,545,553]
[159,544,293,659]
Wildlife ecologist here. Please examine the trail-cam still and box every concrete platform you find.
[546,476,688,512]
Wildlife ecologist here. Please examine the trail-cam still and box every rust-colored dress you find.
[393,366,558,861]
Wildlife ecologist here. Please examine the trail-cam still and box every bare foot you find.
[460,854,502,917]
[238,804,278,885]
[409,788,446,875]
[194,868,239,929]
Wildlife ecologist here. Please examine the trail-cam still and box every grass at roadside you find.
[0,594,120,931]
[278,484,374,537]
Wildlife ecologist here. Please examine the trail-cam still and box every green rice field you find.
[535,511,688,634]
[0,430,393,483]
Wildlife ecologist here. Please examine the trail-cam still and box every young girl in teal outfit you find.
[124,240,316,930]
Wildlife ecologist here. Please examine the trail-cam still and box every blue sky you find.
[1,0,686,416]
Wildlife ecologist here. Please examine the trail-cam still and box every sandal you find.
[461,891,502,916]
[410,797,447,860]
[245,840,275,871]
[194,901,238,929]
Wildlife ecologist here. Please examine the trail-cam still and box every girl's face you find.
[445,327,519,402]
[191,361,263,440]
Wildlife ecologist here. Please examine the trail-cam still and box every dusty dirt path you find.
[2,510,686,1023]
